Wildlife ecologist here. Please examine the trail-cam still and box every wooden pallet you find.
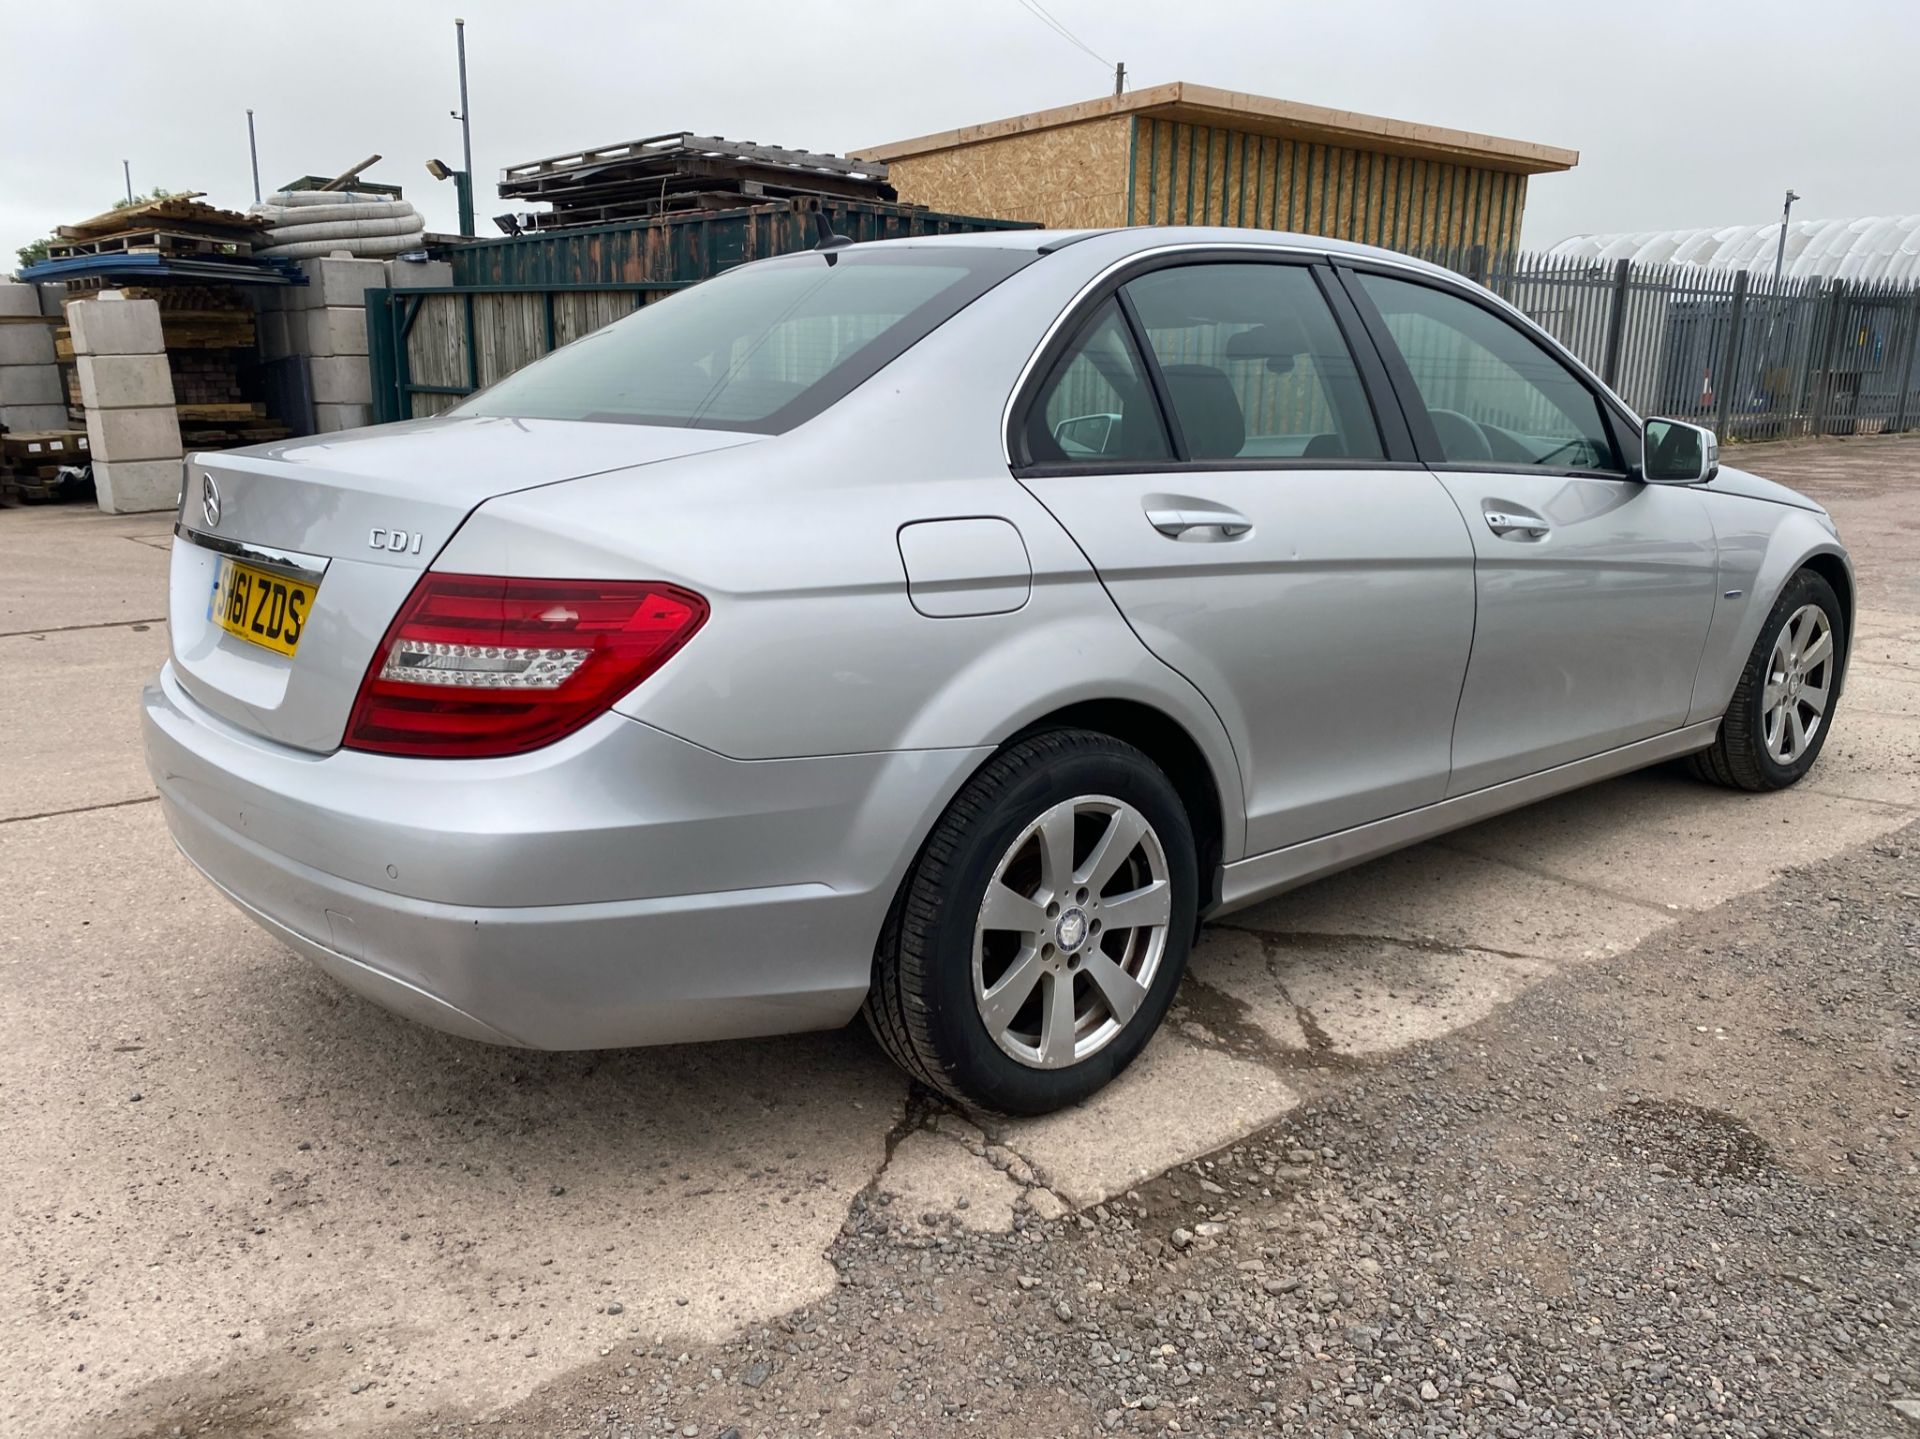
[48,229,249,260]
[177,403,267,423]
[0,429,91,504]
[58,194,262,243]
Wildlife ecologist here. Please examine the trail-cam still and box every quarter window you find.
[1025,300,1172,464]
[1123,263,1384,461]
[1357,272,1621,471]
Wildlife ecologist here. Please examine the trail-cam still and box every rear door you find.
[1340,267,1718,793]
[1014,255,1477,856]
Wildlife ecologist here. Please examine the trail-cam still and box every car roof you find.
[854,225,1461,283]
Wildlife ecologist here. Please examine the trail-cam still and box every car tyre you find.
[864,728,1198,1116]
[1688,567,1845,792]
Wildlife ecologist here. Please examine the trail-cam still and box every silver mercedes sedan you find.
[144,227,1851,1114]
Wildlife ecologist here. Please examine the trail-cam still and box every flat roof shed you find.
[860,82,1577,256]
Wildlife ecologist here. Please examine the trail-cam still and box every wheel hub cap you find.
[1055,907,1089,953]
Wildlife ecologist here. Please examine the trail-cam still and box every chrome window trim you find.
[174,523,330,587]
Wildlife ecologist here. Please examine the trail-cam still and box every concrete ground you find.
[1,435,1915,1438]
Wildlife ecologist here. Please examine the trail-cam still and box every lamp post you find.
[1772,189,1801,285]
[449,18,476,236]
[246,110,262,205]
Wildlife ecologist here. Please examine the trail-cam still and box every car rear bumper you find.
[143,662,986,1049]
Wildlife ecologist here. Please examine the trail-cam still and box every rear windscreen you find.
[453,247,1033,433]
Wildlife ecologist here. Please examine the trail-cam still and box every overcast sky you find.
[5,0,1916,269]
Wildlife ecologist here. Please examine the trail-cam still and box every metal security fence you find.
[1421,247,1920,442]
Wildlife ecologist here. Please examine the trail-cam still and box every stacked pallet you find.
[497,133,897,230]
[49,195,265,261]
[54,285,288,450]
[0,429,91,504]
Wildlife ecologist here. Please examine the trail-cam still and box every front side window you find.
[1357,272,1621,471]
[1123,263,1384,461]
[456,247,1032,433]
[1024,299,1172,464]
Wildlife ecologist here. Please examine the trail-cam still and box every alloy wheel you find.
[1762,603,1834,764]
[971,795,1172,1069]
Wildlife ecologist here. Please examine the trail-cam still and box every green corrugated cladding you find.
[1125,116,1526,257]
[441,199,1037,287]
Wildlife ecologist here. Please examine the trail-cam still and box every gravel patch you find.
[373,822,1918,1439]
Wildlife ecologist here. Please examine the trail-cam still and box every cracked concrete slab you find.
[874,1130,1022,1233]
[1263,937,1559,1056]
[1442,767,1916,912]
[0,801,905,1437]
[0,508,171,633]
[1004,1034,1300,1207]
[0,623,166,821]
[1228,841,1670,961]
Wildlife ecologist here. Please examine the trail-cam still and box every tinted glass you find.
[1026,299,1172,463]
[457,248,1031,433]
[1358,272,1620,471]
[1124,263,1383,461]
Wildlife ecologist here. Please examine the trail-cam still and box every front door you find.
[1015,258,1477,855]
[1344,269,1719,793]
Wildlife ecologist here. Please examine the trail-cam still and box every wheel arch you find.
[1003,698,1230,912]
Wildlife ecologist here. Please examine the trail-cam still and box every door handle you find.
[1145,506,1253,540]
[1484,509,1550,539]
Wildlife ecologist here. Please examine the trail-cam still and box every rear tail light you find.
[344,573,707,758]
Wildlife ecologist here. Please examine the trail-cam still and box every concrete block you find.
[93,458,183,514]
[76,354,175,410]
[314,402,373,433]
[304,306,368,357]
[86,405,182,463]
[387,258,453,289]
[38,283,67,318]
[299,256,389,309]
[0,365,62,406]
[0,403,71,432]
[309,354,371,406]
[0,283,41,317]
[68,295,164,356]
[0,324,57,366]
[258,310,293,362]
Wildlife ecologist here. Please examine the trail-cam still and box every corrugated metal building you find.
[859,82,1577,256]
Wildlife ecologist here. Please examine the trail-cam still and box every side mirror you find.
[1640,418,1719,484]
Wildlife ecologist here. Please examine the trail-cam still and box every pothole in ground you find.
[1609,1099,1775,1184]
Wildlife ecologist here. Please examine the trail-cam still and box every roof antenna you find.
[797,197,853,261]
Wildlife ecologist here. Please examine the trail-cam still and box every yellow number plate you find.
[212,558,314,658]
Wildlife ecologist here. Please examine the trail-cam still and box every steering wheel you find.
[1427,408,1494,463]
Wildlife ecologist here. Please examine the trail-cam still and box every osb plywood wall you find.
[884,117,1133,228]
[1126,117,1527,255]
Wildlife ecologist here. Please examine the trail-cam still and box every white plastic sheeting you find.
[1550,215,1920,284]
[250,190,426,260]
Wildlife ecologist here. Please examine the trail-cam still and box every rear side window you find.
[1024,299,1173,464]
[1124,263,1384,461]
[456,248,1032,433]
[1357,272,1621,472]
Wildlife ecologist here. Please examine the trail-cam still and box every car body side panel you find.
[1686,492,1853,724]
[436,254,1254,860]
[1432,473,1720,793]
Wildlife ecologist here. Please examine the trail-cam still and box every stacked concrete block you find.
[260,255,458,436]
[388,257,453,290]
[67,292,182,514]
[0,281,69,433]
